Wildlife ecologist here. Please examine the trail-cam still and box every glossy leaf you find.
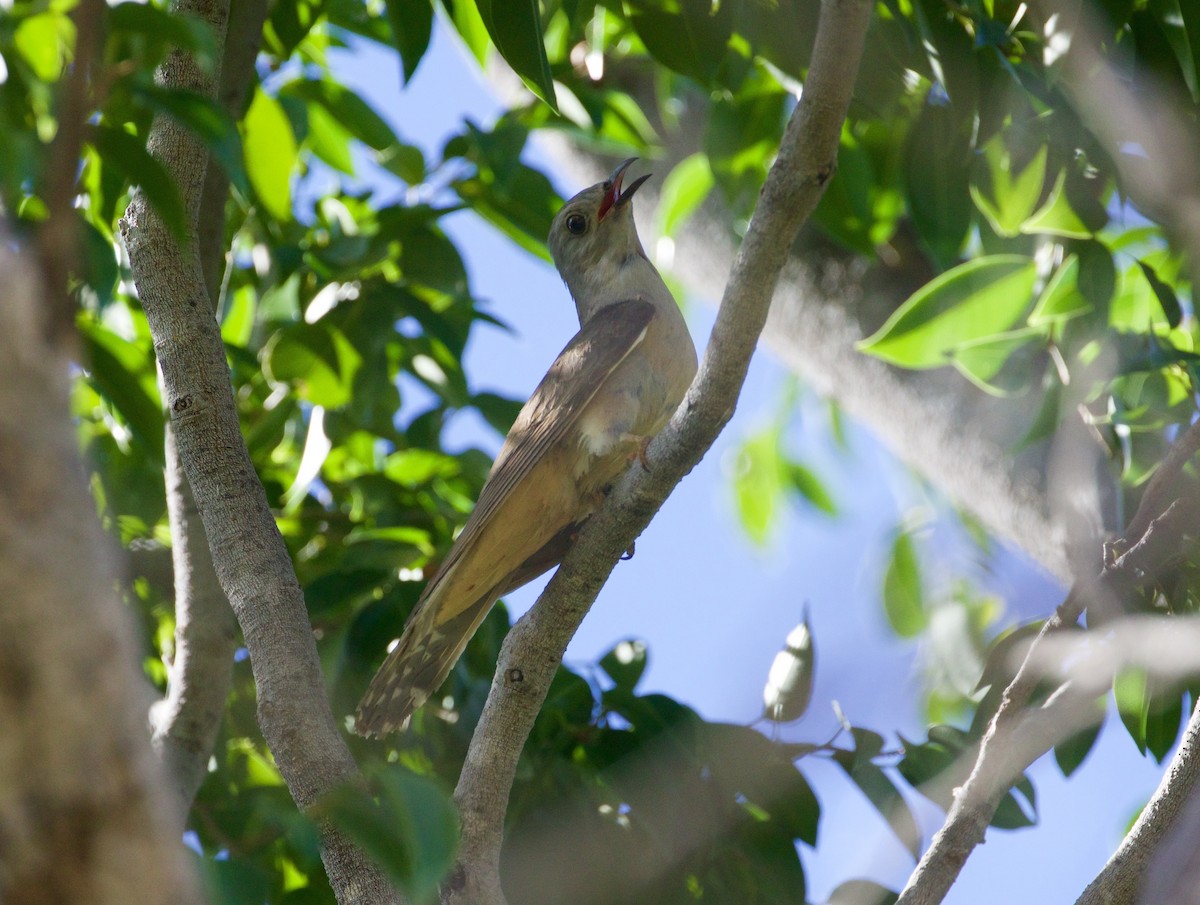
[474,0,557,108]
[971,140,1047,238]
[858,256,1038,369]
[386,0,434,83]
[600,639,649,691]
[242,88,298,221]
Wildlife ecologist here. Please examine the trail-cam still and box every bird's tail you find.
[354,583,498,738]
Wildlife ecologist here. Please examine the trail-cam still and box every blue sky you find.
[327,21,1171,904]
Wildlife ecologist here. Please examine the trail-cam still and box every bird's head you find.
[548,158,652,314]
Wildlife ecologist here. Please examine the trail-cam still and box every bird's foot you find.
[621,541,636,560]
[621,433,652,472]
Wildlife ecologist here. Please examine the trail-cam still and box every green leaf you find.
[1054,718,1103,778]
[133,85,249,194]
[1114,668,1149,754]
[949,327,1042,396]
[883,529,925,638]
[834,744,921,858]
[970,140,1047,238]
[858,255,1038,369]
[385,0,434,83]
[317,767,458,902]
[263,323,362,408]
[657,152,714,238]
[1021,172,1094,239]
[282,79,399,151]
[108,2,219,65]
[78,319,165,462]
[627,0,735,86]
[733,427,784,546]
[1029,255,1092,326]
[829,880,899,905]
[14,11,69,81]
[904,101,972,267]
[304,103,355,175]
[1146,686,1185,763]
[785,461,837,516]
[474,0,557,109]
[242,88,298,221]
[599,639,649,691]
[1136,259,1183,328]
[91,125,187,241]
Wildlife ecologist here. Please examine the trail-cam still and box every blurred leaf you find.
[317,767,458,901]
[949,327,1042,396]
[242,88,298,221]
[733,427,783,545]
[1115,667,1151,756]
[829,880,900,905]
[134,85,248,193]
[834,739,921,858]
[283,79,399,151]
[1021,172,1093,239]
[1146,686,1185,763]
[78,319,165,462]
[904,101,972,267]
[858,256,1038,369]
[657,152,713,238]
[970,140,1047,238]
[627,0,734,86]
[1054,719,1103,778]
[14,11,69,81]
[263,323,362,408]
[1136,259,1183,328]
[474,0,557,108]
[1029,255,1091,326]
[386,0,434,83]
[882,529,925,638]
[785,460,837,516]
[91,125,187,241]
[600,639,649,691]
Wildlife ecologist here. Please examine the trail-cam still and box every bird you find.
[354,159,698,737]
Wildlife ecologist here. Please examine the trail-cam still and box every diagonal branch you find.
[118,0,399,900]
[445,2,874,902]
[895,419,1200,905]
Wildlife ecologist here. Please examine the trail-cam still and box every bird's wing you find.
[427,298,656,610]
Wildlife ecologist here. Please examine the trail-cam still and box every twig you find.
[895,423,1200,905]
[445,2,874,903]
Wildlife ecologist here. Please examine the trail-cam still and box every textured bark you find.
[119,0,400,900]
[446,1,874,902]
[0,239,203,905]
[148,0,269,816]
[150,427,238,813]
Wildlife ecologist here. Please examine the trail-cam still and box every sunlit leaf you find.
[883,529,925,638]
[242,88,298,221]
[474,0,557,109]
[657,152,713,238]
[858,256,1038,369]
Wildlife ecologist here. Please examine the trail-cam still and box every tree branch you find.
[446,2,874,902]
[118,0,399,900]
[37,0,106,342]
[895,420,1200,905]
[150,427,239,813]
[148,0,269,816]
[0,234,204,905]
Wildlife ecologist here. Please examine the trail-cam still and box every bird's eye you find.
[566,213,587,235]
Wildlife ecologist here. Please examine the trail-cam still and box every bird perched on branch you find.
[355,159,697,737]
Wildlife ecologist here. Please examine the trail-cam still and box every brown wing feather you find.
[421,298,655,621]
[354,299,656,735]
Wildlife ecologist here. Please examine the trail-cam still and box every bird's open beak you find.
[598,158,652,221]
